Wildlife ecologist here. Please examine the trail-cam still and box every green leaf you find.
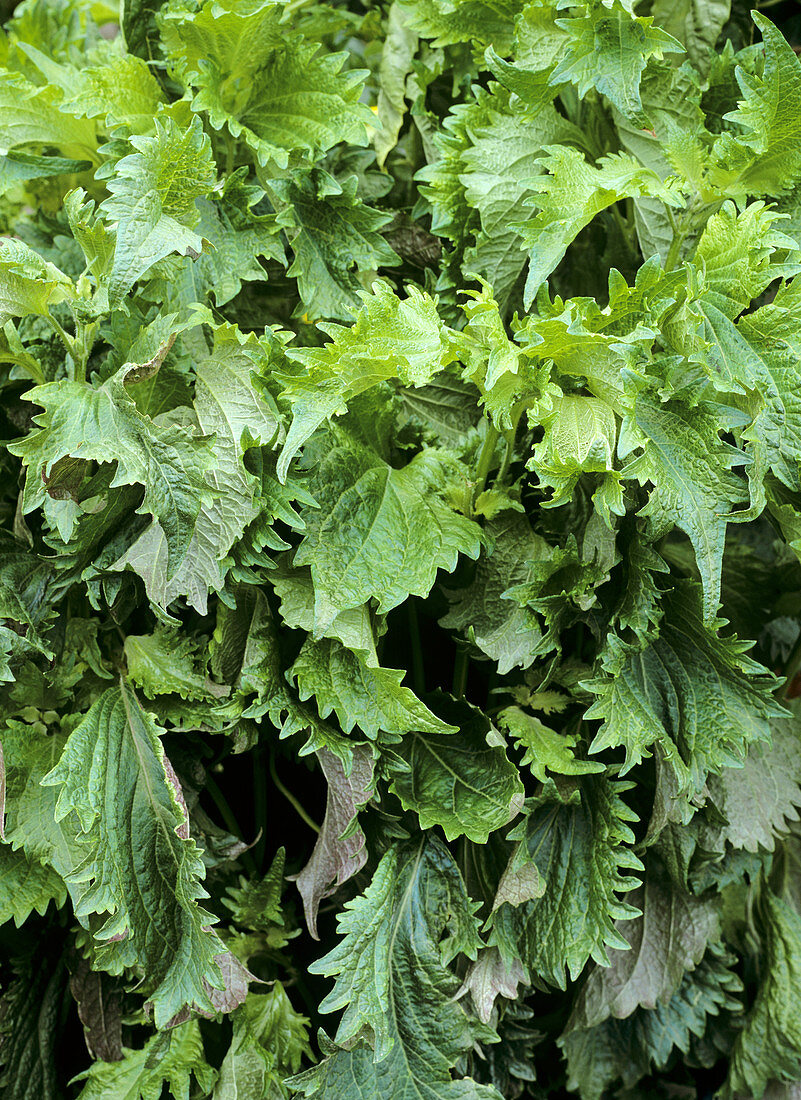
[190,170,284,307]
[41,681,230,1027]
[552,1,683,125]
[290,637,454,742]
[453,281,559,430]
[398,0,523,50]
[124,624,226,702]
[561,943,742,1100]
[294,838,500,1099]
[651,0,731,74]
[162,1,374,170]
[210,585,353,761]
[696,200,795,322]
[273,168,398,323]
[0,150,91,195]
[711,14,801,198]
[0,843,66,927]
[100,113,216,306]
[498,706,604,784]
[269,562,378,664]
[73,1020,217,1100]
[419,87,585,310]
[724,891,801,1098]
[3,718,88,881]
[621,388,750,621]
[374,2,418,168]
[110,324,281,611]
[486,2,571,111]
[10,357,216,583]
[518,147,682,303]
[733,279,801,496]
[214,984,310,1100]
[388,693,524,844]
[486,776,642,988]
[157,0,288,79]
[0,238,75,325]
[530,394,623,517]
[277,281,456,478]
[585,584,783,798]
[440,514,548,675]
[0,538,57,681]
[0,72,98,160]
[567,861,720,1027]
[60,54,167,132]
[697,712,801,856]
[294,435,481,631]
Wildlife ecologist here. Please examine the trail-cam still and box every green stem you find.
[46,314,78,373]
[496,406,524,488]
[780,629,801,700]
[407,600,425,696]
[472,422,500,512]
[203,773,258,877]
[664,219,689,272]
[664,197,702,272]
[269,749,321,834]
[453,647,470,699]
[610,202,636,256]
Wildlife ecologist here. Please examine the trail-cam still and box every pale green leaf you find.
[498,706,604,784]
[0,72,98,159]
[711,14,801,198]
[10,359,216,583]
[398,0,523,50]
[375,3,417,168]
[269,563,378,665]
[61,53,167,132]
[74,1020,216,1100]
[0,238,75,325]
[294,435,481,631]
[277,280,452,478]
[124,625,226,702]
[110,324,280,612]
[100,113,216,306]
[552,2,684,125]
[273,168,398,324]
[519,147,683,303]
[214,984,310,1100]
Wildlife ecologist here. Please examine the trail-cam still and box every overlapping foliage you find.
[2,0,801,1097]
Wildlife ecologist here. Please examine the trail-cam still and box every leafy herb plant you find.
[2,0,801,1097]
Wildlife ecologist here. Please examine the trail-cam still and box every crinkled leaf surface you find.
[41,681,229,1027]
